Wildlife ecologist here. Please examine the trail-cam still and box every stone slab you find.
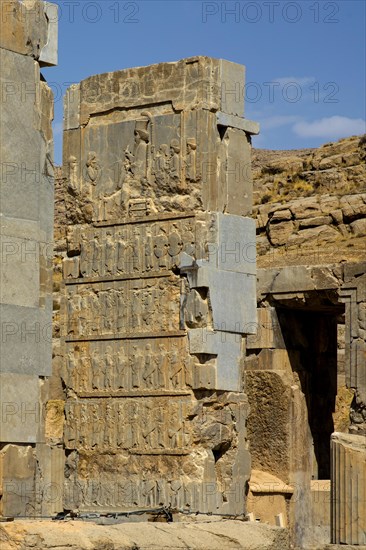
[0,519,289,549]
[64,85,80,130]
[246,308,285,349]
[258,265,341,295]
[77,57,245,125]
[0,232,40,308]
[217,111,260,135]
[216,215,256,274]
[0,374,42,443]
[0,1,50,59]
[39,2,58,67]
[193,213,256,274]
[189,267,257,333]
[188,328,243,391]
[0,49,43,223]
[0,444,37,517]
[0,304,52,376]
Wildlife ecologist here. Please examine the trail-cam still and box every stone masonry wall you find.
[0,0,58,518]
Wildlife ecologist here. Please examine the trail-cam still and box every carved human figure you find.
[154,143,169,188]
[131,289,142,331]
[168,410,182,449]
[104,345,114,389]
[79,353,90,392]
[104,402,115,447]
[80,236,92,278]
[182,221,195,257]
[116,403,125,446]
[142,404,156,447]
[99,357,107,391]
[67,351,77,388]
[156,344,167,388]
[85,152,100,185]
[116,290,125,333]
[126,402,139,448]
[142,289,153,328]
[170,348,182,389]
[92,238,102,276]
[79,403,89,446]
[104,231,115,275]
[170,139,180,182]
[65,404,77,447]
[68,155,79,193]
[90,403,102,447]
[68,294,80,335]
[185,138,197,182]
[91,349,101,389]
[89,293,100,334]
[79,294,89,335]
[130,346,141,388]
[116,234,126,273]
[116,350,126,389]
[90,479,101,506]
[156,408,166,448]
[144,228,154,272]
[132,122,149,182]
[131,228,141,272]
[169,480,183,509]
[142,480,156,507]
[100,291,115,334]
[142,344,156,388]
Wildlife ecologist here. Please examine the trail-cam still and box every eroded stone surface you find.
[0,0,58,518]
[0,519,289,550]
[56,56,257,517]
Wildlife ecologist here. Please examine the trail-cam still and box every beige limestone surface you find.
[0,519,289,550]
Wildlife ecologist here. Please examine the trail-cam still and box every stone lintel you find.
[216,112,260,135]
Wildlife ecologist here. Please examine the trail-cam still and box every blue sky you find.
[42,1,366,164]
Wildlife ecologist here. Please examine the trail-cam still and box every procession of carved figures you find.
[64,399,192,451]
[67,114,200,220]
[64,338,192,392]
[64,477,236,511]
[66,218,196,280]
[65,277,180,337]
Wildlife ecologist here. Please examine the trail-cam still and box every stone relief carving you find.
[64,398,192,452]
[74,218,193,280]
[64,338,191,394]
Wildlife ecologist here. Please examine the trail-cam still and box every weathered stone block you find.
[0,444,37,517]
[0,1,52,60]
[0,373,42,443]
[188,328,243,391]
[0,304,52,376]
[350,218,366,237]
[268,220,294,246]
[331,432,366,545]
[246,308,285,349]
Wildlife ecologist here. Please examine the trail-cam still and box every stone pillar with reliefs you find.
[61,57,259,515]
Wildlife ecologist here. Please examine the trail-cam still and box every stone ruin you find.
[59,56,259,517]
[0,2,365,549]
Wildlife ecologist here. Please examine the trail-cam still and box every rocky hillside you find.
[252,135,366,204]
[252,135,366,267]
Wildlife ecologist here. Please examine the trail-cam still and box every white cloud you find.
[259,115,302,130]
[293,116,366,139]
